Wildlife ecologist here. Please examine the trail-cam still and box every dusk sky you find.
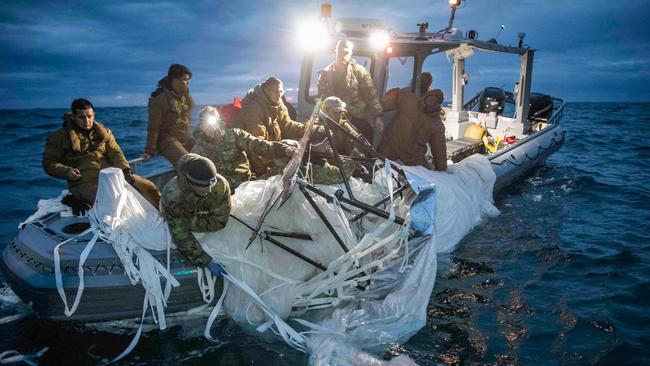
[1,0,648,110]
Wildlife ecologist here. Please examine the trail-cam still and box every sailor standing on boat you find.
[141,64,195,167]
[379,88,448,171]
[160,154,231,270]
[192,106,296,190]
[42,98,161,209]
[317,40,384,147]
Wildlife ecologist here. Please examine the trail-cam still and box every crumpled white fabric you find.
[196,154,498,364]
[19,190,72,229]
[52,168,181,362]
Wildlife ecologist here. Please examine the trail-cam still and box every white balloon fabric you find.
[197,154,499,364]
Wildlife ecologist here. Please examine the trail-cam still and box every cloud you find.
[0,0,649,109]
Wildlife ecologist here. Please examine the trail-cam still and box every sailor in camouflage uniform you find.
[160,154,231,267]
[142,64,196,167]
[265,139,359,185]
[317,40,384,146]
[192,106,296,190]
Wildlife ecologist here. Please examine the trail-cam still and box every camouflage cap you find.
[322,96,347,113]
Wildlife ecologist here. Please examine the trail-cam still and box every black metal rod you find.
[334,190,405,226]
[267,231,312,241]
[350,184,410,223]
[321,113,380,159]
[263,232,327,271]
[245,193,281,250]
[322,121,355,200]
[301,180,406,226]
[230,214,255,231]
[299,184,350,253]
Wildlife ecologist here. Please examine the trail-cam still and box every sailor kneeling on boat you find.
[160,154,231,270]
[192,106,296,191]
[42,98,161,209]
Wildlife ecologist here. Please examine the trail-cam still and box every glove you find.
[207,260,225,277]
[61,195,92,216]
[122,168,136,185]
[311,125,327,141]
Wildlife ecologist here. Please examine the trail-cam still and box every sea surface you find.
[0,103,649,365]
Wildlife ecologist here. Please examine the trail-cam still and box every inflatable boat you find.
[1,5,565,326]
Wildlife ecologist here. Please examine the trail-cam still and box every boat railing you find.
[463,93,481,111]
[547,97,565,126]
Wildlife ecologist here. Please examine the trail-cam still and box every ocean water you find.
[0,103,649,365]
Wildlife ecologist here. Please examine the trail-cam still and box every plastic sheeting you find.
[198,154,499,364]
[52,168,182,362]
[403,154,500,253]
[18,190,72,229]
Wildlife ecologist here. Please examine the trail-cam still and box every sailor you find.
[141,64,195,167]
[192,106,296,190]
[379,88,448,171]
[236,76,318,177]
[160,154,231,268]
[43,98,161,209]
[405,72,433,96]
[265,139,359,185]
[317,40,384,146]
[316,96,364,157]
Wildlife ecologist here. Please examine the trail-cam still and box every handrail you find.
[547,97,565,126]
[463,92,481,112]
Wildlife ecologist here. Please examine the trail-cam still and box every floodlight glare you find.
[297,21,329,51]
[369,30,390,50]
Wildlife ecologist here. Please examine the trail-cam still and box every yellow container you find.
[464,123,486,140]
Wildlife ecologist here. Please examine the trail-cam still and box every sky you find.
[1,0,648,109]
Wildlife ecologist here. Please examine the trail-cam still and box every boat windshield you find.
[385,55,415,93]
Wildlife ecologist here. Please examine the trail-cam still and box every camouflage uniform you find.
[316,114,363,157]
[192,128,288,189]
[263,140,358,185]
[160,154,232,267]
[145,77,196,167]
[379,88,447,171]
[317,60,383,140]
[235,83,307,176]
[43,114,160,206]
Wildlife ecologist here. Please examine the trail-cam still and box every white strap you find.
[53,227,97,316]
[111,295,148,363]
[204,279,229,341]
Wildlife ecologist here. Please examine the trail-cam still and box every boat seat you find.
[446,137,484,163]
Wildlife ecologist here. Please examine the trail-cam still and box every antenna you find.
[488,24,505,44]
[445,0,462,33]
[517,32,526,48]
[495,24,505,41]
